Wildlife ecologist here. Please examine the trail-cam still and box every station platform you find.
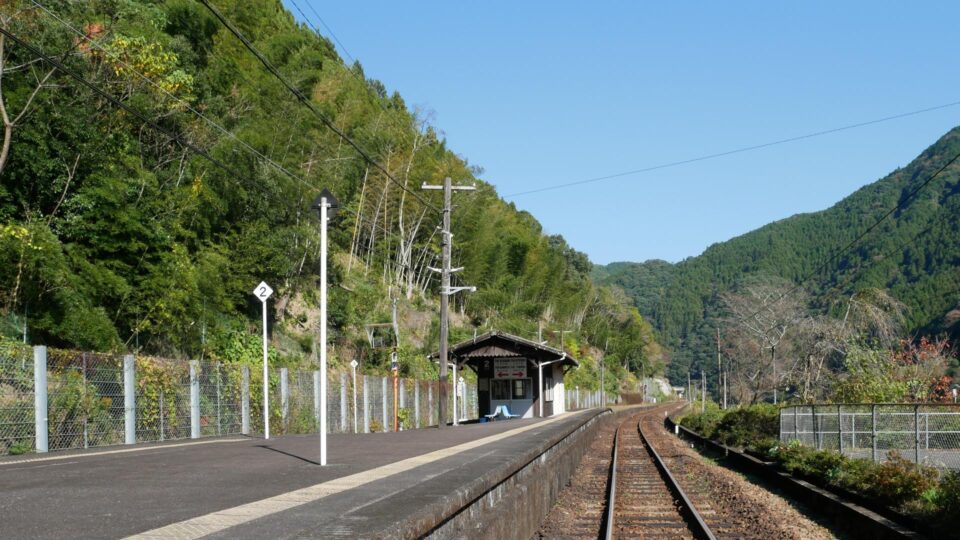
[0,409,604,539]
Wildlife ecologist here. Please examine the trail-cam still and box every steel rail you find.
[637,413,718,540]
[602,424,620,540]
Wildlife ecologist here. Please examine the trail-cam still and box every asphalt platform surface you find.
[0,410,597,539]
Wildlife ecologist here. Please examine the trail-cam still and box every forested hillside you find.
[599,127,960,388]
[0,0,662,392]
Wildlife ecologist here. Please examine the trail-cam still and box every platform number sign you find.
[254,281,274,302]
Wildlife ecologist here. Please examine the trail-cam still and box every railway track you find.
[539,404,818,539]
[611,406,715,539]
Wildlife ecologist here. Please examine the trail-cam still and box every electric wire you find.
[741,146,960,324]
[504,100,960,197]
[288,0,355,65]
[197,0,440,214]
[0,26,292,209]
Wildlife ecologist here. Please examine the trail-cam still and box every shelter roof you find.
[430,330,579,368]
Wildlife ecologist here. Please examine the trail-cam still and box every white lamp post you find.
[312,189,339,466]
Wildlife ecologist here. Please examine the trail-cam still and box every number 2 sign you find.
[253,281,274,302]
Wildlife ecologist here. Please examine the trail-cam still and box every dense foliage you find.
[598,127,960,391]
[0,1,661,391]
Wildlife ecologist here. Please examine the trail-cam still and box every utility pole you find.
[723,369,728,409]
[422,177,475,428]
[701,370,706,413]
[687,371,692,403]
[392,298,399,432]
[716,327,722,409]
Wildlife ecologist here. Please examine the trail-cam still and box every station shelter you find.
[440,330,580,419]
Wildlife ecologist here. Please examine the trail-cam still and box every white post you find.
[190,361,200,439]
[123,354,135,445]
[452,363,458,426]
[538,361,543,418]
[340,372,347,432]
[257,285,271,440]
[363,375,370,433]
[414,382,420,428]
[382,376,388,429]
[241,366,250,435]
[33,345,48,453]
[351,361,358,433]
[320,197,328,465]
[280,367,289,424]
[313,370,321,427]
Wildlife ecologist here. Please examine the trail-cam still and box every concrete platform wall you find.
[424,409,615,540]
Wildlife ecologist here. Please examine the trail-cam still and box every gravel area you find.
[646,409,839,540]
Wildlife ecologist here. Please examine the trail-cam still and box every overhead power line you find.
[745,145,960,327]
[505,100,960,198]
[0,26,278,202]
[198,0,439,214]
[30,0,324,197]
[288,0,355,65]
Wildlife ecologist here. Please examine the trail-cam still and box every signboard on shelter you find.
[493,358,527,379]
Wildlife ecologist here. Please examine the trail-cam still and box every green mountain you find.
[598,127,960,384]
[0,0,662,392]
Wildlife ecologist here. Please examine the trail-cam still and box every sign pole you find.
[253,281,274,440]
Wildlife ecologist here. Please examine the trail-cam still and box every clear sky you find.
[283,1,960,264]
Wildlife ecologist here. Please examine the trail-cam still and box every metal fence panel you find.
[780,404,960,469]
[0,343,33,454]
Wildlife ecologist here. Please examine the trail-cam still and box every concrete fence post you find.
[33,345,48,453]
[871,404,877,463]
[914,405,920,465]
[399,379,406,411]
[837,405,843,455]
[313,370,321,428]
[428,384,434,426]
[340,372,347,432]
[381,377,388,429]
[189,361,200,439]
[280,368,289,424]
[414,382,420,428]
[123,354,136,445]
[363,375,370,433]
[241,366,250,435]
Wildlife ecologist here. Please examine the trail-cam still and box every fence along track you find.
[611,406,716,539]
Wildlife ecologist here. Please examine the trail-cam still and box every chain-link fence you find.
[780,404,960,469]
[1,345,491,456]
[0,343,33,454]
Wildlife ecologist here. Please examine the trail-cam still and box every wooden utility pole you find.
[422,177,475,428]
[716,327,722,409]
[701,370,706,413]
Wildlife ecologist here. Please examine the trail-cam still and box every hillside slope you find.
[0,0,661,392]
[599,127,960,383]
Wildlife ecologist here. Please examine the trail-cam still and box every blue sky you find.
[283,1,960,264]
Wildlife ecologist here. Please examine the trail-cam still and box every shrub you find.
[861,453,939,508]
[935,470,960,515]
[713,404,779,450]
[678,402,724,439]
